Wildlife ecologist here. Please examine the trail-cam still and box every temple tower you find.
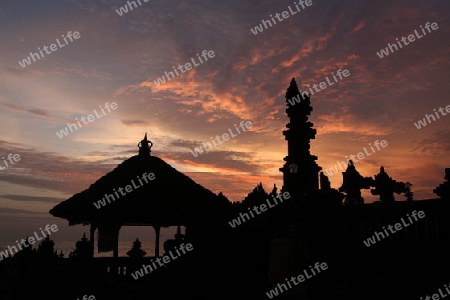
[279,78,322,198]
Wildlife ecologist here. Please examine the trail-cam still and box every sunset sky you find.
[0,0,449,243]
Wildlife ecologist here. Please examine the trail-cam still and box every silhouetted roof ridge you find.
[50,153,230,225]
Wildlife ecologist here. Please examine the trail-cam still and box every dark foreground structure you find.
[1,79,450,300]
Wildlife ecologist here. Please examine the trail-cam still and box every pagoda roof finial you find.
[138,132,153,157]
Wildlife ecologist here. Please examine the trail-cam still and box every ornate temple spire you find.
[126,238,147,258]
[371,166,403,203]
[138,132,153,157]
[339,160,373,205]
[279,78,322,198]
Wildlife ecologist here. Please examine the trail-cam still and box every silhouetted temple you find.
[269,78,450,299]
[50,133,229,258]
[280,78,322,197]
[3,79,449,300]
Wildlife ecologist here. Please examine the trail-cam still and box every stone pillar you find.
[154,224,161,257]
[90,224,96,257]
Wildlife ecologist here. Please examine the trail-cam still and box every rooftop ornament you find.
[138,132,153,157]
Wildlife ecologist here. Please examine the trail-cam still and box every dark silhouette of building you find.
[280,78,322,198]
[2,79,450,300]
[268,78,450,299]
[370,166,405,202]
[339,160,373,205]
[50,133,230,259]
[434,168,450,199]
